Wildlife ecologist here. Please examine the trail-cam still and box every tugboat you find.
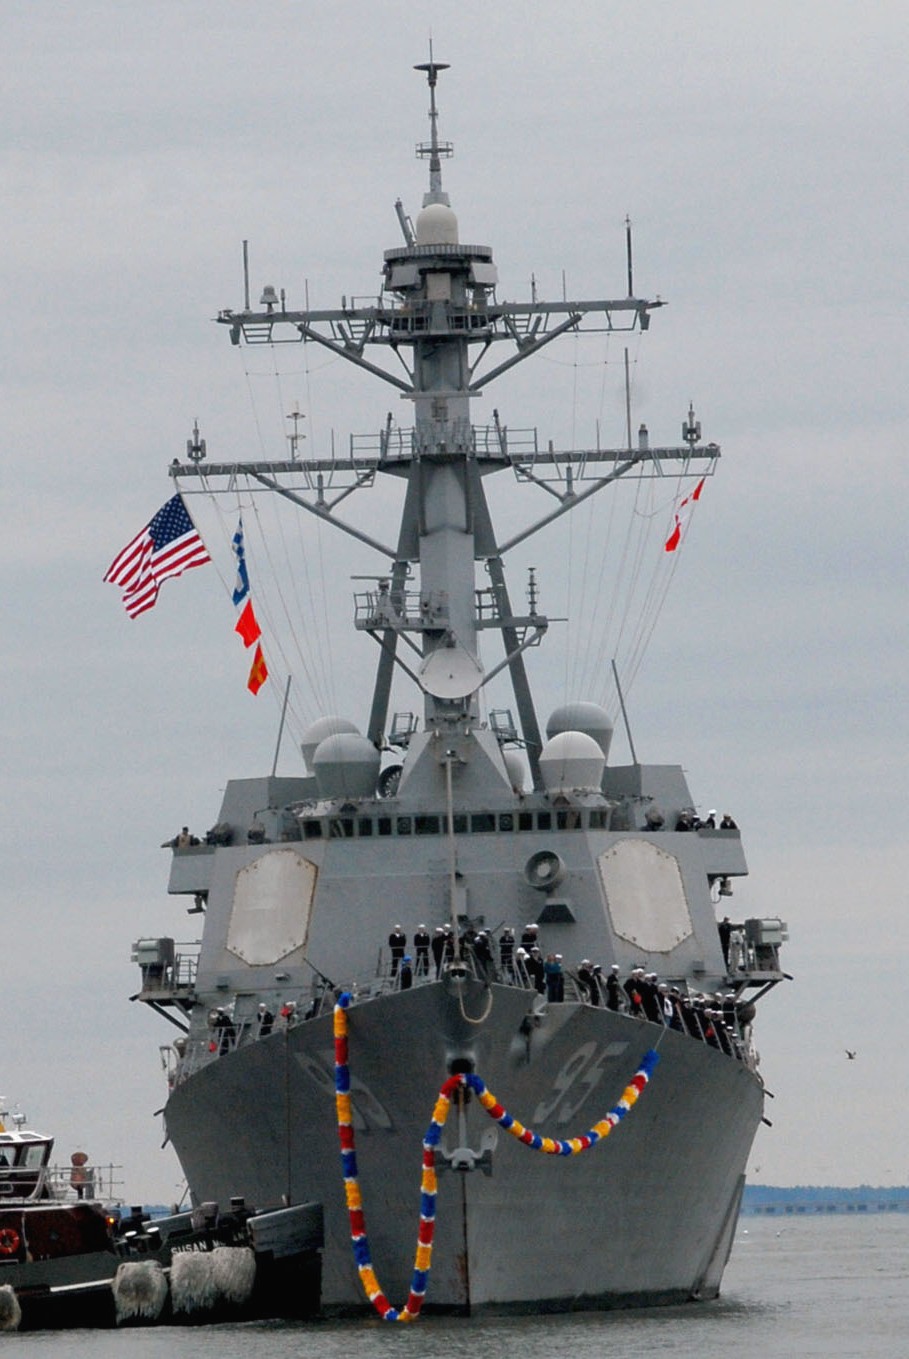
[0,1101,321,1330]
[126,60,788,1317]
[0,1103,121,1330]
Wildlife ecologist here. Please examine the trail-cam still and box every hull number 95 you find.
[532,1041,629,1126]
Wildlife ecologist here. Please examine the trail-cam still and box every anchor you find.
[437,1078,497,1173]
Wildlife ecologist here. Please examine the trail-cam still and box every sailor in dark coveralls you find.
[388,924,407,976]
[413,924,430,976]
[605,964,623,1011]
[473,930,494,980]
[526,948,545,994]
[624,967,645,1016]
[641,972,663,1023]
[431,927,446,977]
[718,916,732,969]
[577,960,598,1005]
[213,1008,235,1055]
[499,927,515,980]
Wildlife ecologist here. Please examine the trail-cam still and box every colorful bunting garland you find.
[333,993,658,1322]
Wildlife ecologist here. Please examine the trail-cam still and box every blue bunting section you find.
[333,993,658,1322]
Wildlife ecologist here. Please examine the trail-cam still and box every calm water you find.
[3,1215,906,1358]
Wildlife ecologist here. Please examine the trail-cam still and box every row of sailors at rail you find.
[208,971,750,1062]
[512,954,750,1055]
[389,915,746,988]
[387,925,750,1054]
[388,922,542,980]
[208,997,318,1054]
[593,965,753,1055]
[388,922,550,981]
[390,922,740,997]
[645,809,738,832]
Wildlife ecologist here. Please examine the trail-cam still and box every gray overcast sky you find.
[3,2,907,1202]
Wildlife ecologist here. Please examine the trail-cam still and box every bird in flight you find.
[845,1049,856,1060]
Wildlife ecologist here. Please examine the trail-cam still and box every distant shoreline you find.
[743,1185,909,1215]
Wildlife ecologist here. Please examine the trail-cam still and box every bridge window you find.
[470,813,496,833]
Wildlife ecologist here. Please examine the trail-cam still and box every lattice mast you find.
[176,62,717,788]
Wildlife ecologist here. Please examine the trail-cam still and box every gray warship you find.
[133,61,787,1315]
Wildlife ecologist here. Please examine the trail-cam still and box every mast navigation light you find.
[186,420,206,463]
[683,402,701,447]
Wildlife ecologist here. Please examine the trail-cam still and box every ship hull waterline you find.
[164,980,762,1314]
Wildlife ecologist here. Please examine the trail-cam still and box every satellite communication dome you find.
[312,733,380,800]
[546,702,614,761]
[415,202,459,246]
[539,731,606,795]
[301,715,360,771]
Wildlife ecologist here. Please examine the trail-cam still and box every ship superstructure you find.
[133,62,787,1314]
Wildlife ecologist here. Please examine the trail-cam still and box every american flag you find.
[104,493,211,617]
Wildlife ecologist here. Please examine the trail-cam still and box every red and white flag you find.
[664,477,706,553]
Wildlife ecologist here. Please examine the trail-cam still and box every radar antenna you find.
[414,49,452,206]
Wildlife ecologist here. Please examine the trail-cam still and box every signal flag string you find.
[231,515,269,694]
[664,476,706,553]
